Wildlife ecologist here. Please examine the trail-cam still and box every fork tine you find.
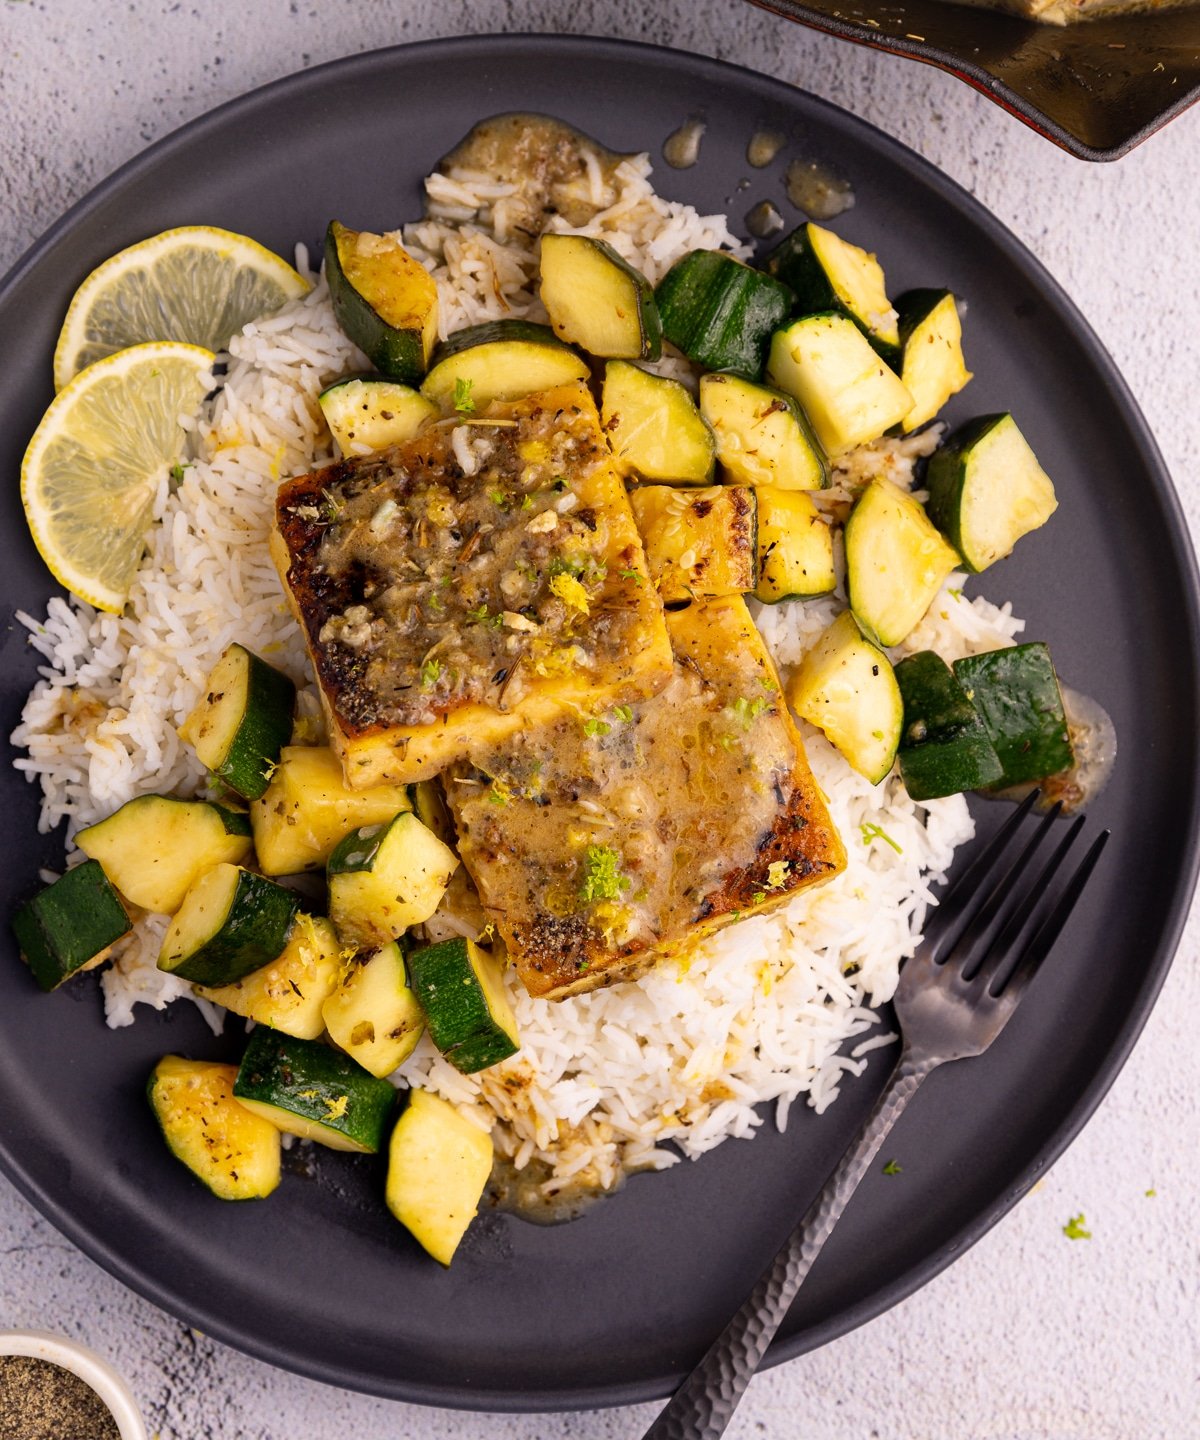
[923,788,1042,953]
[994,828,1110,999]
[971,813,1085,990]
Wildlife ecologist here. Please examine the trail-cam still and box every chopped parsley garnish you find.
[730,696,771,728]
[489,488,509,509]
[521,493,534,510]
[882,1159,902,1176]
[453,377,475,414]
[420,658,442,689]
[465,603,503,629]
[611,704,634,724]
[1062,1213,1092,1240]
[169,462,189,483]
[578,845,628,904]
[860,822,903,854]
[488,779,512,807]
[619,567,644,587]
[1145,1187,1157,1198]
[582,717,611,738]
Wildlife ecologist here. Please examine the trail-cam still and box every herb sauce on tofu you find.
[446,597,845,999]
[274,381,673,785]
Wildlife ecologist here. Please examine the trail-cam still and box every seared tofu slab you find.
[274,382,672,786]
[446,596,846,999]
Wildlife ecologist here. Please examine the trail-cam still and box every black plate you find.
[0,35,1197,1412]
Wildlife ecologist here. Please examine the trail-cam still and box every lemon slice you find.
[53,226,310,390]
[22,341,214,613]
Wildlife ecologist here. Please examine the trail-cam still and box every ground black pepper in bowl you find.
[0,1354,120,1440]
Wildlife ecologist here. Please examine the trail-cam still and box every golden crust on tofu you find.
[273,381,672,787]
[446,596,846,999]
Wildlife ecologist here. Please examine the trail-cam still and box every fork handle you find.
[641,1048,935,1440]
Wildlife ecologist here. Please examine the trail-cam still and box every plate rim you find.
[2,31,1199,1412]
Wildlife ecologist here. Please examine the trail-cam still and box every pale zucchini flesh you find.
[600,360,715,484]
[421,321,589,411]
[926,413,1057,573]
[767,222,900,353]
[386,1088,494,1266]
[157,863,299,987]
[787,611,903,784]
[76,795,252,914]
[699,373,827,491]
[845,478,960,648]
[896,290,972,433]
[766,313,913,454]
[325,221,439,385]
[322,940,425,1078]
[250,745,413,876]
[753,487,836,602]
[148,1055,281,1200]
[197,913,344,1040]
[327,811,459,950]
[178,643,296,801]
[319,377,438,457]
[539,234,662,360]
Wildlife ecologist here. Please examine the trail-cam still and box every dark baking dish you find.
[748,0,1200,159]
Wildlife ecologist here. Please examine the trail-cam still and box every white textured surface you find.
[1,3,1198,1437]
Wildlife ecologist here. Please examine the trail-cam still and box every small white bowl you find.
[0,1329,146,1440]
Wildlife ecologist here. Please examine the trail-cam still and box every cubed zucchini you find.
[406,937,520,1075]
[250,746,413,876]
[787,611,903,784]
[654,250,793,376]
[12,860,132,992]
[157,863,299,987]
[600,361,715,484]
[894,651,1003,801]
[953,643,1074,788]
[628,484,756,603]
[753,487,835,602]
[411,779,455,846]
[845,478,960,648]
[895,289,972,433]
[767,313,914,454]
[420,320,589,412]
[765,222,900,360]
[539,234,662,360]
[196,913,343,1040]
[319,376,438,458]
[77,795,252,915]
[699,373,827,491]
[233,1028,397,1154]
[148,1056,281,1201]
[322,940,425,1078]
[325,220,439,385]
[925,414,1057,573]
[178,643,296,801]
[386,1089,493,1266]
[327,811,458,950]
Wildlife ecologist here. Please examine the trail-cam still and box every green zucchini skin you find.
[233,1029,397,1153]
[180,644,296,802]
[895,651,1004,801]
[655,251,793,377]
[12,860,132,992]
[954,644,1074,788]
[765,222,900,366]
[925,413,1057,573]
[430,319,573,366]
[896,289,950,344]
[539,234,663,360]
[158,866,300,987]
[324,221,438,386]
[407,938,520,1074]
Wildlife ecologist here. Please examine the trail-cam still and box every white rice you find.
[10,151,1023,1194]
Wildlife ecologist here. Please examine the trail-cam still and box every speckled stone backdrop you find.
[1,3,1198,1437]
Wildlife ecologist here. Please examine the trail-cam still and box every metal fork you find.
[642,791,1109,1440]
